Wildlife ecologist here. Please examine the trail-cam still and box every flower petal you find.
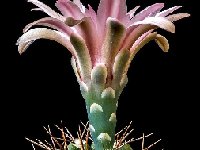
[97,0,112,41]
[55,0,84,19]
[85,5,97,24]
[101,18,126,83]
[119,74,128,93]
[64,17,98,66]
[122,32,157,78]
[97,0,127,36]
[102,18,126,63]
[31,8,42,11]
[126,33,170,78]
[17,40,35,55]
[156,6,182,17]
[112,49,130,89]
[131,32,169,53]
[97,0,110,22]
[132,3,164,22]
[111,0,127,20]
[121,25,154,51]
[70,33,92,83]
[155,34,169,52]
[129,29,154,53]
[123,16,175,51]
[120,32,158,83]
[28,0,64,21]
[128,6,140,19]
[23,17,73,35]
[130,32,158,60]
[17,28,74,55]
[75,17,98,66]
[97,0,127,19]
[73,0,85,13]
[134,17,175,33]
[71,56,81,82]
[120,31,156,78]
[116,0,130,26]
[166,13,190,22]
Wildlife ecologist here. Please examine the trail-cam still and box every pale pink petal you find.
[97,0,112,38]
[97,0,130,50]
[111,0,127,20]
[121,24,154,51]
[156,6,182,17]
[121,14,133,27]
[134,17,175,33]
[23,17,73,35]
[116,0,130,26]
[130,29,154,52]
[123,6,140,26]
[122,16,175,51]
[28,0,64,21]
[55,0,84,19]
[97,0,111,22]
[128,6,140,19]
[17,28,74,55]
[155,34,169,52]
[166,13,190,22]
[132,3,164,22]
[85,5,97,24]
[97,0,128,22]
[73,0,85,13]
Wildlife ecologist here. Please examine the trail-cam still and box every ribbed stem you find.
[76,63,127,149]
[82,85,118,150]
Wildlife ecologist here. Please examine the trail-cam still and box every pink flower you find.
[17,0,190,88]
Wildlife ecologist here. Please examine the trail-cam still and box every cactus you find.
[17,0,190,149]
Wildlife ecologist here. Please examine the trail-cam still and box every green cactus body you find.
[83,88,118,149]
[78,62,127,150]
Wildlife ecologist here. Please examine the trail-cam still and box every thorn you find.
[65,127,75,142]
[77,130,85,150]
[142,133,145,150]
[85,129,89,150]
[147,139,161,149]
[116,121,133,148]
[31,144,36,150]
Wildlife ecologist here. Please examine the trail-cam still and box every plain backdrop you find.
[1,0,196,150]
